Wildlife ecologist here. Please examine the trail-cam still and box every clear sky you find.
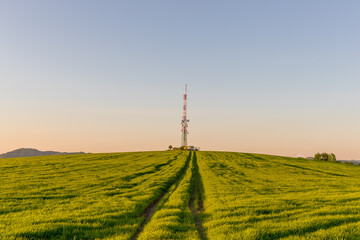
[1,1,360,159]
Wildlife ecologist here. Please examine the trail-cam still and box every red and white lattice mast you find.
[181,84,189,147]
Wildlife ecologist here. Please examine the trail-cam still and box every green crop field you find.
[2,151,360,239]
[0,151,189,240]
[197,152,360,240]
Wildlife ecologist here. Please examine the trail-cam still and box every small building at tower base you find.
[173,146,200,151]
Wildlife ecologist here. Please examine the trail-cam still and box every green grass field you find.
[2,151,360,239]
[0,151,189,240]
[197,152,360,240]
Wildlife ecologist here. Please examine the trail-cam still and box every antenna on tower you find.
[181,84,189,147]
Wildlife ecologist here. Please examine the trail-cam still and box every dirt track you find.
[189,152,207,240]
[131,152,193,240]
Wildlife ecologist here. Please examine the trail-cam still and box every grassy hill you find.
[1,151,360,239]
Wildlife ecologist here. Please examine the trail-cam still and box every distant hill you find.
[338,160,360,165]
[0,148,85,159]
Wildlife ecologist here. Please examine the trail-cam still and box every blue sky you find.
[1,1,360,159]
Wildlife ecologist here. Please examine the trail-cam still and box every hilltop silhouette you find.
[0,148,85,159]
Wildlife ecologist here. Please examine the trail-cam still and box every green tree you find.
[329,153,336,162]
[314,153,321,161]
[321,153,329,161]
[168,145,173,151]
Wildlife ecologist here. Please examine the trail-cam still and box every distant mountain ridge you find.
[338,160,360,165]
[0,148,85,159]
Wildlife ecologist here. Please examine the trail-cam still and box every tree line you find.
[314,152,336,162]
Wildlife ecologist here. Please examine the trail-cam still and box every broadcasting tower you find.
[181,84,189,147]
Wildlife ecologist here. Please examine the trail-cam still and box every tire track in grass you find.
[189,152,208,240]
[131,152,192,240]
